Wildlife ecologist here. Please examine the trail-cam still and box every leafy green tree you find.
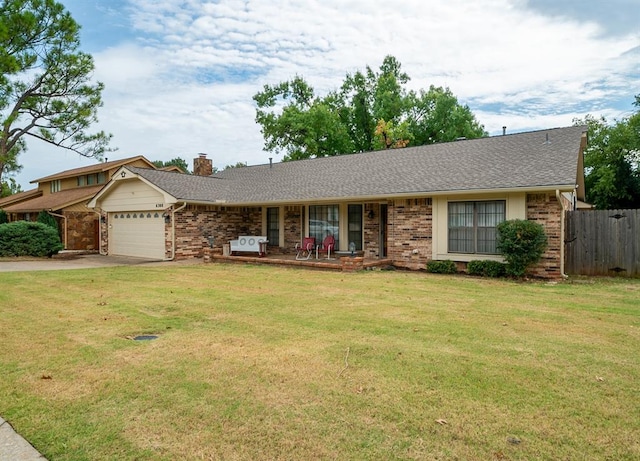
[373,119,411,150]
[253,55,486,160]
[339,56,411,152]
[0,177,22,197]
[406,86,487,144]
[254,77,354,161]
[224,161,248,170]
[574,96,640,209]
[1,153,23,197]
[0,0,113,185]
[0,209,7,224]
[153,157,190,173]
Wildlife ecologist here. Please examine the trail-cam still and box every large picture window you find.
[448,201,505,254]
[309,205,339,249]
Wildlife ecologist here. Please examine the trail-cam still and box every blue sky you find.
[12,0,640,189]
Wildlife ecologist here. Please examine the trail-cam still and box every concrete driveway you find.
[0,253,201,272]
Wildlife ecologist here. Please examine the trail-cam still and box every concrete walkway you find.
[0,253,202,272]
[0,417,47,460]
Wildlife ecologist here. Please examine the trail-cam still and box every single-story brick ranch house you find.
[88,125,588,277]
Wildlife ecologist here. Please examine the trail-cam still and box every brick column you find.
[527,193,562,278]
[341,256,364,272]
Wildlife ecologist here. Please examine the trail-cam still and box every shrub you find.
[467,260,507,278]
[497,219,547,277]
[0,221,63,257]
[37,210,59,231]
[426,259,457,274]
[0,209,7,224]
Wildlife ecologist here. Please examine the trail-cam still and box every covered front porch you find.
[172,199,432,271]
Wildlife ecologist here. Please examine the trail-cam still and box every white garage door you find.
[109,211,165,259]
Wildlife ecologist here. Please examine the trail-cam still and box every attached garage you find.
[109,211,165,259]
[89,169,176,260]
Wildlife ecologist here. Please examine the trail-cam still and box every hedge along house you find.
[88,126,587,277]
[0,156,158,250]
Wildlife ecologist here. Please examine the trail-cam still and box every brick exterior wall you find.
[173,205,262,259]
[364,203,381,258]
[526,193,563,278]
[282,206,303,255]
[387,198,433,270]
[63,211,99,251]
[98,213,108,254]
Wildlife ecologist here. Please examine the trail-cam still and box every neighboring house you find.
[1,156,158,250]
[88,126,588,277]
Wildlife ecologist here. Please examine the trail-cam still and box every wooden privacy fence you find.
[565,209,640,277]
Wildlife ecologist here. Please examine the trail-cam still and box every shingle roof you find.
[0,188,41,208]
[3,185,103,213]
[128,126,587,206]
[31,155,154,183]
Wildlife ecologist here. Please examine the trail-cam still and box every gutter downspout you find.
[47,210,68,250]
[168,202,187,260]
[555,190,567,278]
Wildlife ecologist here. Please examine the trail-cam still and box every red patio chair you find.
[316,234,335,260]
[295,237,315,260]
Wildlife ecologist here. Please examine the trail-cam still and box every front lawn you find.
[1,264,638,460]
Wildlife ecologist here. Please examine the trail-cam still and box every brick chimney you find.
[193,153,213,176]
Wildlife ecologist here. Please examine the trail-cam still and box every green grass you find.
[1,264,639,460]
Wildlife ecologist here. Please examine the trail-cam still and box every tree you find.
[254,76,354,161]
[253,55,486,160]
[574,95,640,209]
[406,86,487,145]
[339,55,411,153]
[1,153,22,197]
[153,157,190,173]
[0,0,113,185]
[224,161,247,170]
[373,119,411,150]
[37,209,58,231]
[0,177,22,197]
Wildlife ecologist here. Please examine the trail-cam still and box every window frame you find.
[347,204,363,251]
[309,204,339,249]
[266,207,279,247]
[448,200,505,255]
